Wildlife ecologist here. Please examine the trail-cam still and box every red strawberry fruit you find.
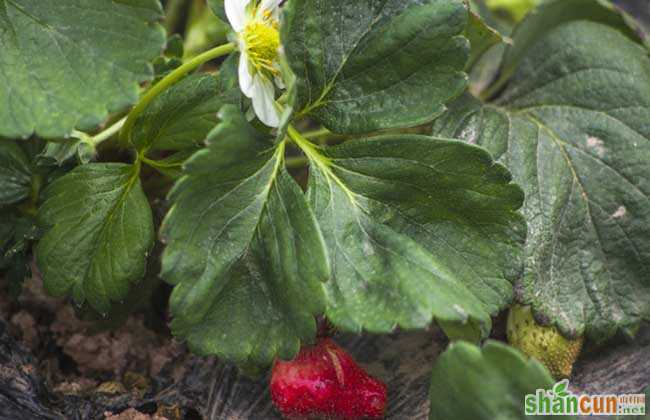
[270,338,387,419]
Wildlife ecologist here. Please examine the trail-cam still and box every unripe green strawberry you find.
[507,305,583,378]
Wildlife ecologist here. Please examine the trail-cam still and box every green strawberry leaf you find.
[160,106,330,367]
[428,341,573,420]
[297,133,525,335]
[206,0,226,22]
[184,2,229,57]
[131,54,241,151]
[36,126,107,167]
[0,212,39,264]
[433,21,650,341]
[0,213,16,258]
[468,0,513,32]
[466,1,513,96]
[489,0,637,96]
[0,210,39,298]
[165,34,184,59]
[35,163,154,313]
[282,0,470,134]
[0,139,65,209]
[73,240,164,330]
[437,318,484,343]
[143,148,198,179]
[610,2,650,49]
[0,0,166,139]
[465,10,505,69]
[37,137,96,167]
[0,140,33,205]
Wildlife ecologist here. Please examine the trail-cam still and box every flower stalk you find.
[119,42,236,145]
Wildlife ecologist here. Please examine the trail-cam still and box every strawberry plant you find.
[0,0,648,418]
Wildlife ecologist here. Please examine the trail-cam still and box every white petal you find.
[238,52,254,96]
[251,76,280,127]
[225,0,250,31]
[274,73,285,90]
[270,61,286,89]
[260,0,281,12]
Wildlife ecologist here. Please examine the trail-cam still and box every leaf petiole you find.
[164,0,186,34]
[140,156,180,169]
[119,42,237,145]
[19,173,44,216]
[91,117,126,146]
[70,116,127,149]
[286,125,327,166]
[302,127,331,140]
[287,124,357,203]
[285,155,308,169]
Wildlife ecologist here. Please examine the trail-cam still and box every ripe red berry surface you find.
[270,338,387,419]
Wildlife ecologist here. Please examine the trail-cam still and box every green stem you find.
[19,173,43,216]
[302,127,331,140]
[119,42,236,145]
[140,155,182,169]
[92,117,126,146]
[164,0,187,34]
[479,73,510,102]
[285,155,308,169]
[301,127,345,145]
[287,125,329,166]
[68,116,126,155]
[29,174,43,206]
[287,124,357,203]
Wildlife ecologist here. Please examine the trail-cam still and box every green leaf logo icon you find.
[552,380,570,398]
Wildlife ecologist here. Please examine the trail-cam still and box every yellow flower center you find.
[243,20,280,74]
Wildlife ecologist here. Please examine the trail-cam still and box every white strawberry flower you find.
[226,0,283,127]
